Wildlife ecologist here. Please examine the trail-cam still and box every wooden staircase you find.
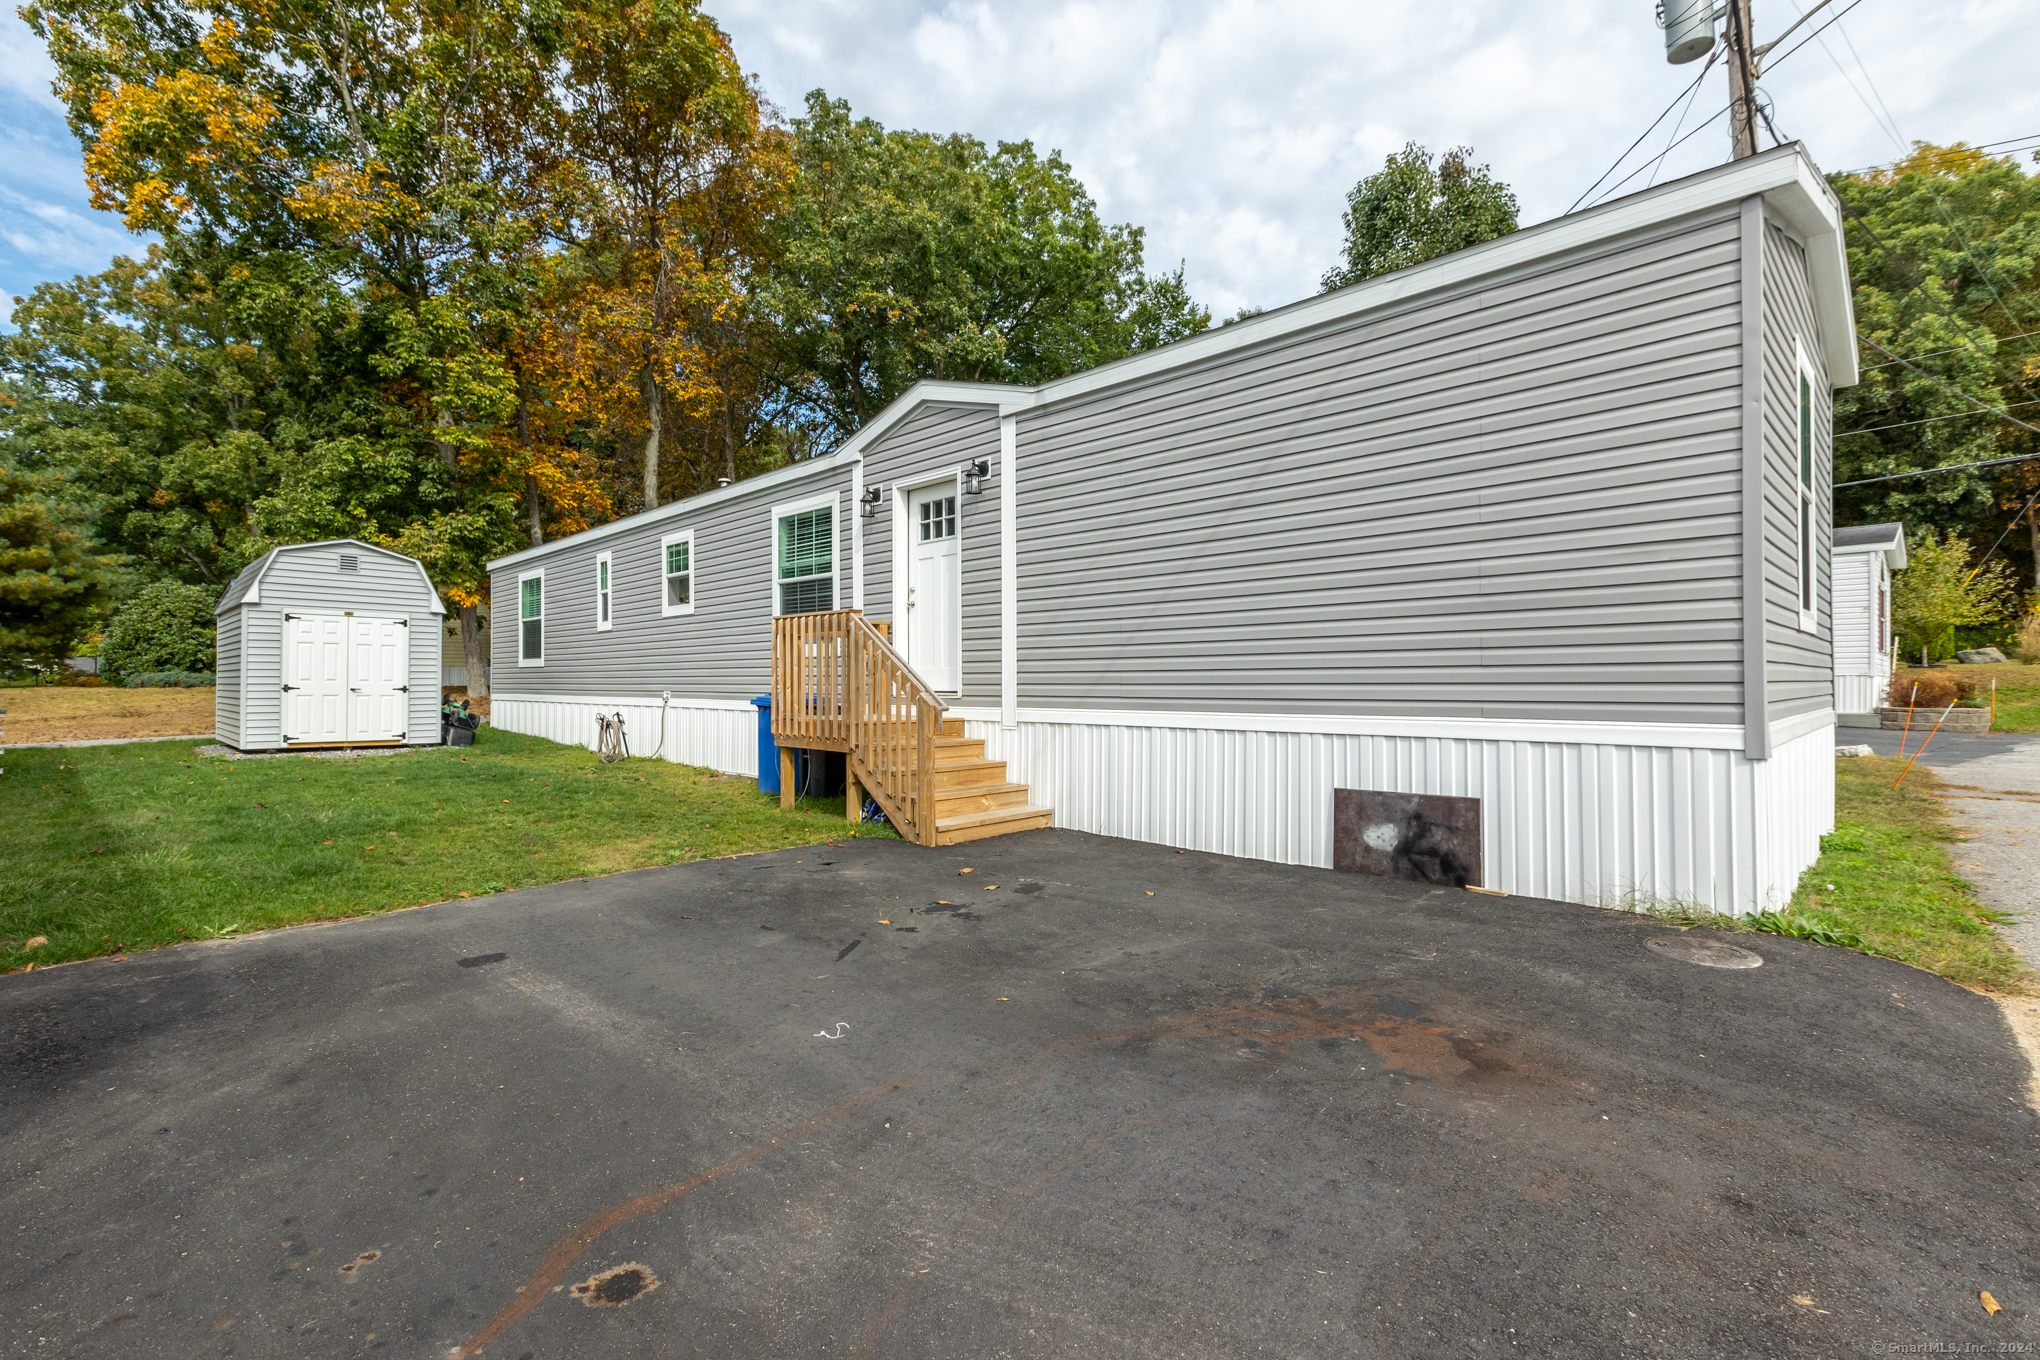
[771,611,1052,847]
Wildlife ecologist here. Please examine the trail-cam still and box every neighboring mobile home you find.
[1831,523,1905,724]
[488,143,1854,913]
[215,539,446,752]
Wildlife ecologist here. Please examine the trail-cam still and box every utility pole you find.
[1723,0,1759,159]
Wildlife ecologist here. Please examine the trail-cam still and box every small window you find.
[1796,353,1817,627]
[519,572,544,665]
[661,530,695,616]
[917,495,957,541]
[776,504,835,614]
[595,552,612,631]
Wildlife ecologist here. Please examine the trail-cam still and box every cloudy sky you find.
[2,0,2035,319]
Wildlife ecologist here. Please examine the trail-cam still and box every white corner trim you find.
[939,704,1762,752]
[999,413,1018,731]
[658,529,696,617]
[594,550,613,632]
[850,458,865,612]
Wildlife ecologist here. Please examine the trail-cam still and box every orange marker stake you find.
[1990,677,1997,727]
[1891,703,1956,790]
[1896,683,1919,758]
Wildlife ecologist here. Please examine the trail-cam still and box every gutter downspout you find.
[1740,194,1771,762]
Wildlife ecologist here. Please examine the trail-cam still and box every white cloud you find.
[714,0,2040,314]
[0,0,2033,317]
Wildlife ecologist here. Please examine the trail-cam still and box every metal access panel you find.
[1332,789,1483,890]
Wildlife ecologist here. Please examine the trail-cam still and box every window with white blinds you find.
[518,572,544,664]
[776,505,834,614]
[661,530,695,616]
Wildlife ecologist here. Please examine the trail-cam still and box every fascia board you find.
[486,452,857,573]
[1755,153,1857,386]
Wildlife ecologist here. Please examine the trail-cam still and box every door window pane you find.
[918,496,957,541]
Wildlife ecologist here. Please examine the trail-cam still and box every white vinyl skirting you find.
[491,693,760,776]
[492,692,1835,916]
[1835,671,1887,715]
[958,712,1834,916]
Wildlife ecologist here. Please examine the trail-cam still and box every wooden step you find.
[934,804,1055,845]
[938,718,966,736]
[933,780,1032,818]
[931,757,1007,790]
[933,734,985,760]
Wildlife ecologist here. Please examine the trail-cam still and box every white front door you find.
[284,615,348,744]
[347,617,410,742]
[907,486,961,693]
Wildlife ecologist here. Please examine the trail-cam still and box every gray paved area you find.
[1857,728,2040,973]
[3,830,2036,1358]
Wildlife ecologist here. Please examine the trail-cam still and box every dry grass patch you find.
[1,685,217,744]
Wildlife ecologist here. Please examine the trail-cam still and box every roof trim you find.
[486,448,858,573]
[1833,522,1907,569]
[217,539,447,616]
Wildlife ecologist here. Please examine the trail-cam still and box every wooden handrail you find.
[771,610,946,846]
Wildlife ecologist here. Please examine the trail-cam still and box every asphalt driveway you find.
[3,830,2034,1358]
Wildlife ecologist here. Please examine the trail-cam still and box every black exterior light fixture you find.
[859,485,883,520]
[962,458,990,496]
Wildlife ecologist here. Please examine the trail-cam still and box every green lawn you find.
[1767,755,2030,992]
[1963,661,2040,733]
[2,728,895,973]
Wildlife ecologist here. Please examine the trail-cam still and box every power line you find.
[1837,397,2040,437]
[1834,134,2040,179]
[1565,60,1716,216]
[1834,451,2040,490]
[1584,107,1730,211]
[1757,0,1868,76]
[1862,329,2040,370]
[1857,334,2040,435]
[1838,198,2031,393]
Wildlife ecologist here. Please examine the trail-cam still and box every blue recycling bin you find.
[752,696,779,793]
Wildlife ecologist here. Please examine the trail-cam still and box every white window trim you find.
[595,551,613,632]
[1794,338,1820,635]
[517,568,545,667]
[890,469,965,691]
[660,529,697,617]
[770,492,839,616]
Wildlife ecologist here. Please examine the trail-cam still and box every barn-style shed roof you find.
[214,539,447,616]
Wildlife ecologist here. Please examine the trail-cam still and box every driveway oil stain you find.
[337,1250,381,1276]
[456,954,507,969]
[571,1262,659,1307]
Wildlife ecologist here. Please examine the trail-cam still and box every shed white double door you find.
[284,615,410,744]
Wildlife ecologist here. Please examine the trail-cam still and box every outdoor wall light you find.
[859,484,883,520]
[962,458,990,495]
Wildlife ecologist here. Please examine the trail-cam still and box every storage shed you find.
[214,540,447,751]
[1832,523,1905,722]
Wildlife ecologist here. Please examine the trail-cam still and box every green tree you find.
[0,459,122,673]
[1892,528,2019,662]
[764,92,1210,443]
[1830,144,2040,568]
[98,579,216,679]
[1321,143,1519,290]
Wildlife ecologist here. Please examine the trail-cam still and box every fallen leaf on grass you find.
[1982,1291,2001,1315]
[24,937,47,949]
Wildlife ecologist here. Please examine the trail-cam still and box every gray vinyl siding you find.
[1010,210,1750,723]
[230,544,443,748]
[859,404,1004,699]
[490,466,852,700]
[214,609,241,745]
[1761,222,1833,724]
